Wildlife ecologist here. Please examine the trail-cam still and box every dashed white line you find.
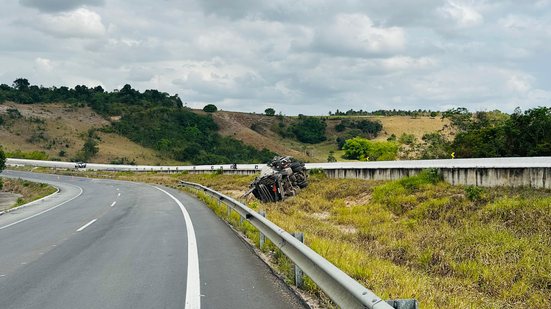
[154,186,201,309]
[117,193,121,197]
[110,201,117,207]
[76,218,97,232]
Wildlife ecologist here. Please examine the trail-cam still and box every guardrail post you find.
[292,232,305,289]
[259,210,266,250]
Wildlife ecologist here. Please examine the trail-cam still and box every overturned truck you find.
[243,156,308,203]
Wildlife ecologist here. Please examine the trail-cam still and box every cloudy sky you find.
[1,0,550,115]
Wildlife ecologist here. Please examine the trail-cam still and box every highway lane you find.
[0,170,305,309]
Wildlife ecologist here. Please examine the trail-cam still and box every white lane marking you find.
[76,218,97,232]
[0,185,84,231]
[154,187,200,309]
[110,201,117,207]
[117,193,121,197]
[116,188,119,191]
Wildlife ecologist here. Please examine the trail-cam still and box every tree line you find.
[0,79,275,164]
[330,108,440,117]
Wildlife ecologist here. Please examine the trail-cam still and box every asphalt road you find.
[0,170,305,309]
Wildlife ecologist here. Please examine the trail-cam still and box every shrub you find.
[342,137,398,161]
[290,116,326,144]
[309,168,325,176]
[465,185,483,201]
[327,151,337,162]
[6,150,48,160]
[202,104,218,113]
[0,146,5,171]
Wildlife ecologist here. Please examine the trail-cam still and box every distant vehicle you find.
[75,162,87,169]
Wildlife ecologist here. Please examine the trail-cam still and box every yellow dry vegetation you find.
[0,103,172,165]
[209,111,450,162]
[1,178,57,209]
[177,172,551,309]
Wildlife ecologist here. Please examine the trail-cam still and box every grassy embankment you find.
[1,178,57,209]
[16,167,551,308]
[176,171,551,309]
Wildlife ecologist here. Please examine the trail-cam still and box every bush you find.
[335,122,346,132]
[264,108,275,116]
[327,151,337,162]
[0,146,5,172]
[202,104,218,113]
[6,108,22,119]
[6,150,48,160]
[290,116,326,144]
[465,185,483,201]
[309,168,325,176]
[342,137,398,161]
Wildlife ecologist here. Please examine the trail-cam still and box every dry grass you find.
[0,103,171,164]
[178,172,551,309]
[1,177,57,209]
[210,111,450,162]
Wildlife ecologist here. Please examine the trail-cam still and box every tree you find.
[342,137,398,161]
[264,108,275,116]
[442,107,472,131]
[420,133,451,159]
[203,104,218,113]
[0,146,5,171]
[290,116,327,144]
[0,146,4,190]
[327,151,337,162]
[13,78,30,91]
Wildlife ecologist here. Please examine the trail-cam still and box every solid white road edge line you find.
[111,201,117,207]
[0,185,84,231]
[154,187,200,309]
[76,218,97,232]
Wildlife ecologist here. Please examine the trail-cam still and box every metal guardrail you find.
[180,181,417,309]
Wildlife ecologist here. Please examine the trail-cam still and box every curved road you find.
[0,170,305,309]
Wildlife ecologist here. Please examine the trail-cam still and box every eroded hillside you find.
[0,103,172,165]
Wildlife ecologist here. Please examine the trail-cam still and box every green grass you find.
[178,171,551,309]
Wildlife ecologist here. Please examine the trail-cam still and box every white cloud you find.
[438,1,483,28]
[34,8,106,38]
[34,57,54,71]
[381,56,436,71]
[0,0,550,115]
[315,13,405,56]
[506,73,532,93]
[499,14,551,37]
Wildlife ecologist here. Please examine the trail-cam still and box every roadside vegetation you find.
[0,178,57,209]
[0,79,275,164]
[176,171,551,309]
[21,166,551,308]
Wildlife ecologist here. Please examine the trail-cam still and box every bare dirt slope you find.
[0,103,169,165]
[207,110,450,162]
[205,110,309,160]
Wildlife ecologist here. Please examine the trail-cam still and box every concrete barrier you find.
[7,157,551,189]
